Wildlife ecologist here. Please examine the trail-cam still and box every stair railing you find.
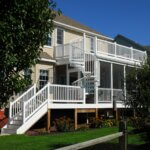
[23,83,49,123]
[9,84,36,120]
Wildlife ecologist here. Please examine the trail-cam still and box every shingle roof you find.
[54,14,110,39]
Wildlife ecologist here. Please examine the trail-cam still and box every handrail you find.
[9,84,36,119]
[11,84,36,105]
[23,83,49,123]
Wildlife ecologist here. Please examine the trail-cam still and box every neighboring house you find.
[1,14,147,134]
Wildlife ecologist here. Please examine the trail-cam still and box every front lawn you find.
[0,127,148,150]
[0,127,118,150]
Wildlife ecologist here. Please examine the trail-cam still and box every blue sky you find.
[56,0,150,46]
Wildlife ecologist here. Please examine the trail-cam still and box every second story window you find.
[45,34,52,47]
[57,28,64,44]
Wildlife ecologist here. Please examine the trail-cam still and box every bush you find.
[53,116,74,132]
[102,119,114,127]
[89,117,103,128]
[127,117,146,129]
[89,117,117,128]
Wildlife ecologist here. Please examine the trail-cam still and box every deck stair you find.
[1,83,85,134]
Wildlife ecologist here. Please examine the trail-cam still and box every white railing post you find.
[23,101,26,124]
[48,82,50,100]
[9,102,12,120]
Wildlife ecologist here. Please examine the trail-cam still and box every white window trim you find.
[56,27,65,45]
[44,33,53,48]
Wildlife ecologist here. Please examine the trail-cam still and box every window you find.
[39,70,49,89]
[24,69,32,80]
[45,34,52,46]
[57,28,64,44]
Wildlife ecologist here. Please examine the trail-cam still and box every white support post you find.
[9,102,12,120]
[111,63,113,103]
[94,36,97,55]
[48,82,50,100]
[83,33,86,51]
[123,66,126,101]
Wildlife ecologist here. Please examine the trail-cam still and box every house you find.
[1,14,147,134]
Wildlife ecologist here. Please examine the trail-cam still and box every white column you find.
[83,33,86,51]
[111,63,113,103]
[124,65,126,101]
[94,36,97,54]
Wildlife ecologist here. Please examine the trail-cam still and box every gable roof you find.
[54,14,112,40]
[114,34,146,51]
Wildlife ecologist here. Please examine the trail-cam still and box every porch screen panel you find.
[100,62,111,88]
[113,64,124,89]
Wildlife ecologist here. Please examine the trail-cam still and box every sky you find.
[55,0,150,46]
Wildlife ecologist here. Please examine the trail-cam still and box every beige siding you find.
[32,62,53,85]
[64,29,83,44]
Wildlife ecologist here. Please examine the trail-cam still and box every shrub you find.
[127,117,145,129]
[77,125,89,131]
[53,116,74,132]
[102,119,114,127]
[89,117,103,128]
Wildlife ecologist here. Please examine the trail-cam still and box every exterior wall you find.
[32,61,54,85]
[63,28,83,44]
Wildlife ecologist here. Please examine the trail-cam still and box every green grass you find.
[84,127,149,150]
[0,127,149,150]
[0,127,118,150]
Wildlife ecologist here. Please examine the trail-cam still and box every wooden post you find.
[47,109,51,132]
[119,120,128,150]
[75,109,78,130]
[96,109,98,119]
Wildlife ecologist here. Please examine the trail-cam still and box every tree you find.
[0,0,59,107]
[126,58,150,119]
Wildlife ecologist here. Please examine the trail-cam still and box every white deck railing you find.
[23,83,85,123]
[49,84,85,103]
[98,88,125,102]
[9,84,36,120]
[113,89,124,101]
[97,39,146,62]
[98,88,111,102]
